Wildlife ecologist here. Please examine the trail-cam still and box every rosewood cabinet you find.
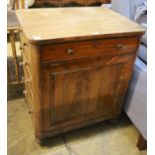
[16,7,144,144]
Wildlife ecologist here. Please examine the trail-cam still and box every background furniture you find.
[7,0,35,9]
[7,0,25,100]
[31,0,111,7]
[111,0,147,150]
[7,10,20,84]
[16,7,144,144]
[7,0,35,100]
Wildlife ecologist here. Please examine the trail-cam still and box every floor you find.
[8,98,147,155]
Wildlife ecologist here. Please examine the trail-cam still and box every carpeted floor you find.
[8,98,147,155]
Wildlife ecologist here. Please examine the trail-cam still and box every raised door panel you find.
[50,63,122,123]
[41,53,135,131]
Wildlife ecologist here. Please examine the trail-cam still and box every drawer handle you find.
[67,48,74,55]
[115,44,123,49]
[19,43,27,50]
[20,46,23,50]
[23,42,28,47]
[20,61,29,66]
[22,76,25,81]
[29,110,33,114]
[23,90,27,95]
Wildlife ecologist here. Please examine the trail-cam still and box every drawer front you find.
[24,84,33,111]
[23,64,33,111]
[21,39,34,114]
[41,37,138,63]
[20,34,31,66]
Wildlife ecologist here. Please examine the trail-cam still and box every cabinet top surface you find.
[16,7,145,44]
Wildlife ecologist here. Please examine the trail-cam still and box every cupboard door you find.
[41,53,135,130]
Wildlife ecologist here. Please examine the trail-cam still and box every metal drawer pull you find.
[20,61,29,66]
[20,46,23,50]
[23,42,28,47]
[67,48,74,55]
[19,43,27,50]
[23,90,27,95]
[22,76,25,81]
[115,44,123,49]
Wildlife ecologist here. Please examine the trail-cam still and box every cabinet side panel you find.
[29,44,43,133]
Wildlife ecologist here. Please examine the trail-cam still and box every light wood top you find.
[16,7,145,44]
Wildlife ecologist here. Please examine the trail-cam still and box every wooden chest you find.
[16,7,144,144]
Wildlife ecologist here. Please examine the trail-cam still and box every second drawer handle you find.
[67,48,74,55]
[115,44,123,49]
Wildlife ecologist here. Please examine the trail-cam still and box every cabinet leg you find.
[137,134,147,150]
[36,137,47,146]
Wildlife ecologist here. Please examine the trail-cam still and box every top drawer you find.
[40,37,138,63]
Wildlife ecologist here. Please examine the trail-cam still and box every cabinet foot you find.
[36,138,47,146]
[137,134,147,150]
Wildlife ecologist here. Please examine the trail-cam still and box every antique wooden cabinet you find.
[16,7,144,144]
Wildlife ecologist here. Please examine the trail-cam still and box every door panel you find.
[51,63,123,124]
[41,54,135,129]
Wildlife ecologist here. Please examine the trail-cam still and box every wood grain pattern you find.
[40,52,136,132]
[34,0,111,7]
[62,0,86,6]
[17,8,145,144]
[41,37,138,63]
[21,30,43,133]
[16,7,144,44]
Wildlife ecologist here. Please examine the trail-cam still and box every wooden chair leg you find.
[9,29,20,82]
[21,0,25,9]
[137,134,147,150]
[15,0,19,9]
